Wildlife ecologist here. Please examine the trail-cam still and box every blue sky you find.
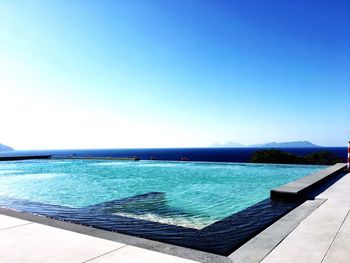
[0,0,349,149]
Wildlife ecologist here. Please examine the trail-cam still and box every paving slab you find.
[261,200,349,263]
[323,211,350,263]
[0,222,125,263]
[0,214,32,230]
[87,245,199,263]
[317,174,350,207]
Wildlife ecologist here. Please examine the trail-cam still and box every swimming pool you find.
[0,159,325,254]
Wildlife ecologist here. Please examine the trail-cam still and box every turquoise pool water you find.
[0,159,325,229]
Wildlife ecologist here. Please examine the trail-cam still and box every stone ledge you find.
[271,163,347,200]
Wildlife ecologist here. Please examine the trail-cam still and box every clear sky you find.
[0,0,349,149]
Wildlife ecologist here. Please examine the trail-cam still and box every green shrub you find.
[304,151,343,165]
[250,149,344,165]
[250,149,304,164]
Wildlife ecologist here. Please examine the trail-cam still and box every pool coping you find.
[0,155,52,161]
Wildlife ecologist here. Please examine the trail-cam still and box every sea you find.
[0,147,347,163]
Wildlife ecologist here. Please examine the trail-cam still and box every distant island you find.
[257,141,321,148]
[0,143,14,152]
[211,141,321,148]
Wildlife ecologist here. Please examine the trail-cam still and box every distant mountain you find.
[211,141,321,148]
[0,143,14,151]
[258,141,321,148]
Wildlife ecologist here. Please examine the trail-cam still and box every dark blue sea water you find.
[0,147,347,162]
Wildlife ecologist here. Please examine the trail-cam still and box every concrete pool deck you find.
[1,169,350,262]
